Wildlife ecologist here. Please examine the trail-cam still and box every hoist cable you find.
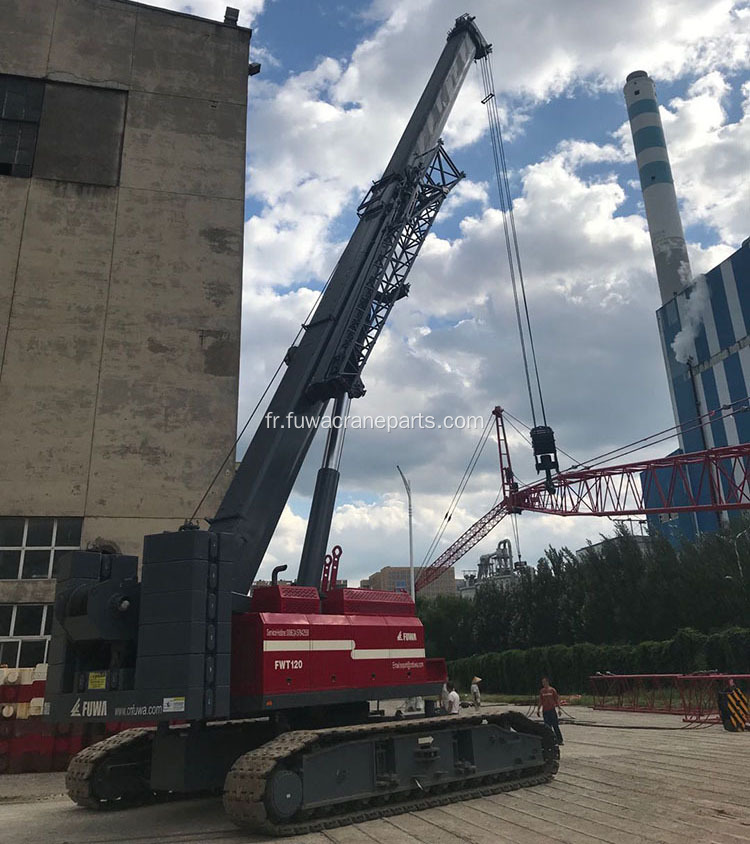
[479,57,549,430]
[418,415,493,570]
[417,415,494,576]
[487,59,549,427]
[479,59,538,428]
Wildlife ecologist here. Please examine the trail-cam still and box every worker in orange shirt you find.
[537,675,563,745]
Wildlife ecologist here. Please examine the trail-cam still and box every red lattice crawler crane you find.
[416,407,750,591]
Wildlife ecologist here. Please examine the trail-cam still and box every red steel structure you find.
[416,407,750,591]
[588,674,683,716]
[589,673,750,725]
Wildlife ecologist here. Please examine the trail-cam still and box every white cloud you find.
[140,1,265,26]
[665,75,750,248]
[237,1,750,584]
[440,179,490,219]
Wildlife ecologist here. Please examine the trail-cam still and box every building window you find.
[0,75,44,178]
[0,517,82,580]
[0,73,126,186]
[0,603,52,667]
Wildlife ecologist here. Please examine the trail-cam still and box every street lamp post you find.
[396,465,415,600]
[732,526,750,581]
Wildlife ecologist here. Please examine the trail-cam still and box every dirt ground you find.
[0,706,747,844]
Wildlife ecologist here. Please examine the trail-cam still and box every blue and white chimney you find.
[624,71,691,304]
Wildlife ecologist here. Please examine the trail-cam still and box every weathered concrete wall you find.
[0,179,29,368]
[0,180,118,516]
[0,579,56,604]
[0,0,249,602]
[88,188,242,519]
[1,0,57,78]
[47,0,137,89]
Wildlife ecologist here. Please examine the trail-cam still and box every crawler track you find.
[224,711,558,836]
[66,728,154,809]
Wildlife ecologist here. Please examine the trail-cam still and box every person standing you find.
[441,679,451,712]
[445,682,461,714]
[470,676,482,708]
[537,676,563,745]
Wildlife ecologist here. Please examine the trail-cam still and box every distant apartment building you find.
[0,0,251,666]
[361,566,457,598]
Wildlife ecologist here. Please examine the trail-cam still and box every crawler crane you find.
[46,16,558,834]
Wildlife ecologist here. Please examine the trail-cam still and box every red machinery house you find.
[231,585,444,708]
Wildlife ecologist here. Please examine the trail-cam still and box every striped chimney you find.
[623,71,691,304]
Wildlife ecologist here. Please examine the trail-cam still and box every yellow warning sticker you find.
[88,672,107,691]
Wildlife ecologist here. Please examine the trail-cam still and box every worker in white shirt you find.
[445,682,460,714]
[441,680,451,712]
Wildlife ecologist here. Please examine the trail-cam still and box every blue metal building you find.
[645,240,750,540]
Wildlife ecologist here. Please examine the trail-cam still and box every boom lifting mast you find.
[213,14,489,594]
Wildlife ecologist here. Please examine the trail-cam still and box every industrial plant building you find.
[0,0,250,666]
[624,71,750,542]
[652,242,750,540]
[457,539,527,599]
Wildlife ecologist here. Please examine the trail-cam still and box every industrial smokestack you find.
[623,71,691,304]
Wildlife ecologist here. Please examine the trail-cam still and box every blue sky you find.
[161,0,750,583]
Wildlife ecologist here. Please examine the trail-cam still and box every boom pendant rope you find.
[478,55,558,493]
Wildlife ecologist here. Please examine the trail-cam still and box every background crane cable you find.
[479,56,548,428]
[417,414,494,579]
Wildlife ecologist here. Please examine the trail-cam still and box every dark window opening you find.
[0,640,19,667]
[14,604,44,636]
[19,639,47,667]
[0,75,43,179]
[22,550,52,579]
[0,605,12,636]
[0,604,53,667]
[56,518,83,547]
[0,549,21,579]
[0,517,24,546]
[0,73,125,186]
[26,517,53,547]
[0,516,82,579]
[34,82,126,187]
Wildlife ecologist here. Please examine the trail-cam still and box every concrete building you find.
[0,0,251,667]
[361,566,457,599]
[624,71,750,542]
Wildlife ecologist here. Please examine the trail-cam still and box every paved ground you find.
[1,707,748,843]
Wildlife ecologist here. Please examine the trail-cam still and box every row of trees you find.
[449,626,750,694]
[418,526,750,662]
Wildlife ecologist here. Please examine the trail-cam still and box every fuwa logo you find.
[396,631,417,642]
[70,699,108,717]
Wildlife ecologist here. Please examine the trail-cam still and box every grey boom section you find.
[211,17,490,593]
